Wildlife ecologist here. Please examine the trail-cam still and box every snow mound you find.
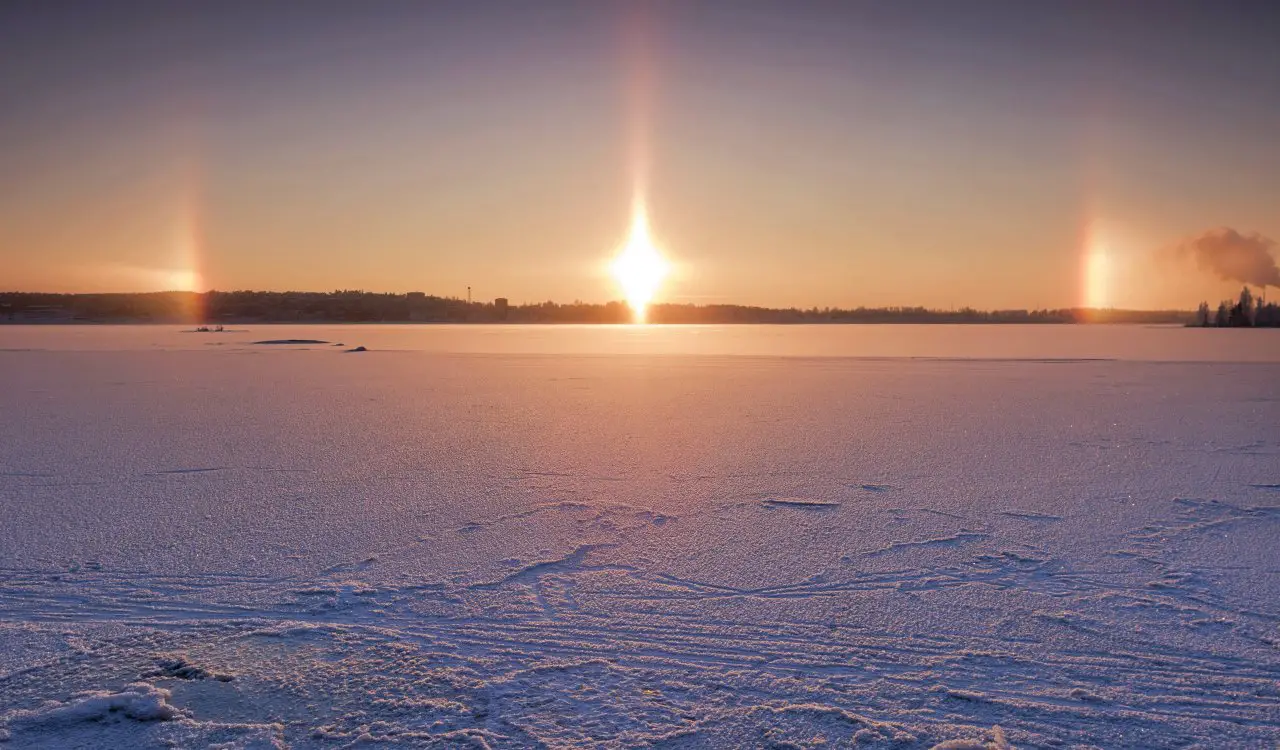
[1,682,287,748]
[4,682,180,726]
[930,725,1013,750]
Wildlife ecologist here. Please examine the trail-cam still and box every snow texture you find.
[0,325,1277,748]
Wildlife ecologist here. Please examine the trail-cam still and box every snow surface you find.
[0,325,1277,748]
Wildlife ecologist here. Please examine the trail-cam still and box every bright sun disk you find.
[611,205,669,322]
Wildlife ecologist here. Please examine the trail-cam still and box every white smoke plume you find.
[1176,227,1280,288]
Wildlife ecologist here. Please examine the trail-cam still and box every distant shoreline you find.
[0,291,1193,326]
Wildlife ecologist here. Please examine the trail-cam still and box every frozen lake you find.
[1,325,1277,748]
[1,322,1278,360]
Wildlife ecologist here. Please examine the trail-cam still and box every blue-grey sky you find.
[2,1,1277,308]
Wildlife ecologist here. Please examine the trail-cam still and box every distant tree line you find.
[642,304,1187,325]
[1194,287,1280,327]
[0,290,1194,325]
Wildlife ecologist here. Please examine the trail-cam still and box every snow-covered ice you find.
[0,325,1277,748]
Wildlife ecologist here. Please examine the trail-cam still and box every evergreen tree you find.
[1228,287,1254,327]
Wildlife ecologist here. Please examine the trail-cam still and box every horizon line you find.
[0,289,1204,314]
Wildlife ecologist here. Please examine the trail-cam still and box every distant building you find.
[494,298,509,320]
[407,292,427,321]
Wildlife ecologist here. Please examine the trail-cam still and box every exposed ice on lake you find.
[761,496,841,508]
[252,339,329,346]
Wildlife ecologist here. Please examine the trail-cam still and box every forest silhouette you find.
[0,290,1196,325]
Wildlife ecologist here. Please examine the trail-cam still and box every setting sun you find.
[611,204,669,322]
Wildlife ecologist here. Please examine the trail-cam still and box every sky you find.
[1,0,1278,309]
